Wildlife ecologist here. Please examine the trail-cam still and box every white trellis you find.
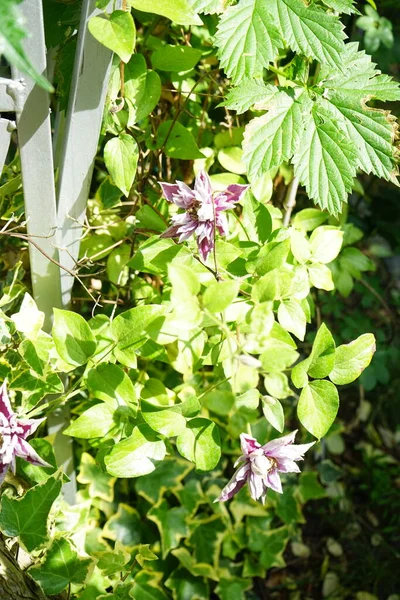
[0,0,115,503]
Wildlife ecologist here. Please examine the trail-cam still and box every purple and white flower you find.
[0,380,50,485]
[215,430,315,504]
[160,170,249,261]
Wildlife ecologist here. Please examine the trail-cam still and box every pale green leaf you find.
[292,208,329,232]
[87,363,138,412]
[128,0,202,25]
[88,10,136,63]
[298,380,339,438]
[262,396,284,432]
[330,333,376,385]
[203,280,240,313]
[215,0,282,84]
[141,400,186,437]
[278,300,307,341]
[124,54,161,124]
[308,263,335,291]
[52,309,96,366]
[104,134,139,197]
[64,403,116,439]
[105,424,166,477]
[224,80,278,114]
[189,0,224,14]
[157,121,204,159]
[151,45,202,72]
[176,418,221,471]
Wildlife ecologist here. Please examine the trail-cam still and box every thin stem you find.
[283,176,299,227]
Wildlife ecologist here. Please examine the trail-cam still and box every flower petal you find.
[18,417,46,439]
[194,170,212,203]
[15,439,52,468]
[159,181,195,208]
[248,471,266,500]
[272,441,315,462]
[240,433,261,455]
[214,184,249,210]
[266,468,283,494]
[215,462,250,502]
[262,430,298,455]
[0,380,13,420]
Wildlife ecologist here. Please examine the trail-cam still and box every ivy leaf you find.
[215,0,282,84]
[166,568,209,600]
[268,0,346,68]
[330,333,376,385]
[243,89,307,180]
[103,503,143,548]
[188,516,226,568]
[29,538,92,595]
[293,100,358,216]
[148,499,189,558]
[298,380,339,438]
[88,10,136,63]
[104,424,166,477]
[77,452,116,502]
[0,474,62,551]
[104,134,139,197]
[130,570,169,600]
[259,526,290,569]
[135,457,193,504]
[224,80,278,115]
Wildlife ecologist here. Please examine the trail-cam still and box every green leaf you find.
[268,0,346,67]
[321,0,356,14]
[157,121,204,159]
[298,471,326,502]
[215,0,282,84]
[128,0,202,26]
[330,333,376,385]
[105,424,166,477]
[189,0,224,14]
[0,475,62,551]
[97,541,131,576]
[259,526,290,569]
[29,538,92,595]
[77,452,116,502]
[87,363,138,412]
[124,54,161,123]
[64,403,116,438]
[260,340,299,372]
[298,380,339,438]
[243,89,306,180]
[151,45,202,72]
[215,578,251,600]
[103,503,143,548]
[292,323,336,388]
[176,418,221,471]
[278,300,307,341]
[188,515,226,567]
[262,396,284,432]
[293,100,358,216]
[52,309,96,366]
[104,134,139,197]
[0,0,53,91]
[293,208,329,232]
[130,570,169,600]
[203,280,239,313]
[148,500,188,558]
[224,79,277,114]
[218,146,246,175]
[308,263,334,291]
[88,10,136,63]
[166,568,209,600]
[276,486,304,524]
[242,193,272,244]
[141,400,186,437]
[18,439,57,484]
[310,227,343,264]
[135,457,193,504]
[111,304,165,366]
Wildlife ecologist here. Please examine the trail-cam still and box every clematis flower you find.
[160,170,249,261]
[0,380,51,485]
[215,430,315,504]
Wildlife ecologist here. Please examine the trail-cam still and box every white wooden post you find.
[56,0,115,307]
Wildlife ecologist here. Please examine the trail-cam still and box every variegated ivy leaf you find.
[215,0,282,84]
[243,88,310,180]
[293,99,358,216]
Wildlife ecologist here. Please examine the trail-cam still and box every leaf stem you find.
[283,176,299,227]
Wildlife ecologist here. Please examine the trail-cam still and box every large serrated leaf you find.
[293,100,358,216]
[268,0,346,68]
[215,0,282,84]
[243,89,307,180]
[224,80,278,114]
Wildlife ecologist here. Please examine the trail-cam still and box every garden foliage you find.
[0,0,398,598]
